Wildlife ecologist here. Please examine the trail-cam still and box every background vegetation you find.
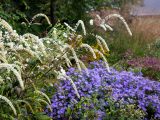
[0,0,160,119]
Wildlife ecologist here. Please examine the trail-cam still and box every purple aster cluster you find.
[46,61,160,119]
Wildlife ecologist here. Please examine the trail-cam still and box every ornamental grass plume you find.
[12,64,21,74]
[0,18,19,38]
[74,20,86,36]
[80,43,96,59]
[64,75,80,99]
[15,48,35,57]
[64,22,76,32]
[0,18,14,33]
[105,14,132,36]
[37,99,52,112]
[0,42,4,48]
[23,33,39,40]
[0,31,2,40]
[0,54,8,63]
[63,44,81,71]
[31,13,51,25]
[94,49,110,72]
[96,38,105,53]
[57,67,80,99]
[96,35,110,52]
[95,15,113,31]
[0,95,17,116]
[63,53,72,67]
[17,100,34,113]
[78,59,88,74]
[0,63,24,90]
[35,90,51,104]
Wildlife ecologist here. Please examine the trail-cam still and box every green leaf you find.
[34,112,52,120]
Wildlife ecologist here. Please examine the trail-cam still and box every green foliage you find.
[66,94,145,120]
[148,38,160,58]
[0,0,136,34]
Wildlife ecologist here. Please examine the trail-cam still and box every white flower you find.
[46,40,51,44]
[89,19,94,25]
[60,66,66,76]
[53,28,57,35]
[7,42,14,48]
[26,58,29,62]
[63,33,68,38]
[33,45,38,50]
[0,31,2,40]
[18,45,23,49]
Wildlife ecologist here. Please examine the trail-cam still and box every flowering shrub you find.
[46,61,160,119]
[128,57,160,71]
[128,57,160,80]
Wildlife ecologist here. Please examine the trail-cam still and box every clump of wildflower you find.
[46,61,160,119]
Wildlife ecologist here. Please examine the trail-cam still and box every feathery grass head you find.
[17,100,34,113]
[75,20,86,36]
[0,18,14,33]
[95,15,113,31]
[64,22,76,32]
[34,90,51,104]
[0,95,17,116]
[37,99,52,112]
[96,38,105,53]
[0,63,24,90]
[63,44,81,71]
[31,13,51,25]
[94,49,110,72]
[105,14,132,36]
[96,35,110,52]
[62,53,72,67]
[78,59,89,75]
[80,43,96,59]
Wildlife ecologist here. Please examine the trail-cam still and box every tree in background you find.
[0,0,135,34]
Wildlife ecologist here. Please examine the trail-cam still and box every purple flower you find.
[46,61,160,119]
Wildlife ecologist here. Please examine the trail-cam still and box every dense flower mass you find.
[128,57,160,71]
[46,61,160,119]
